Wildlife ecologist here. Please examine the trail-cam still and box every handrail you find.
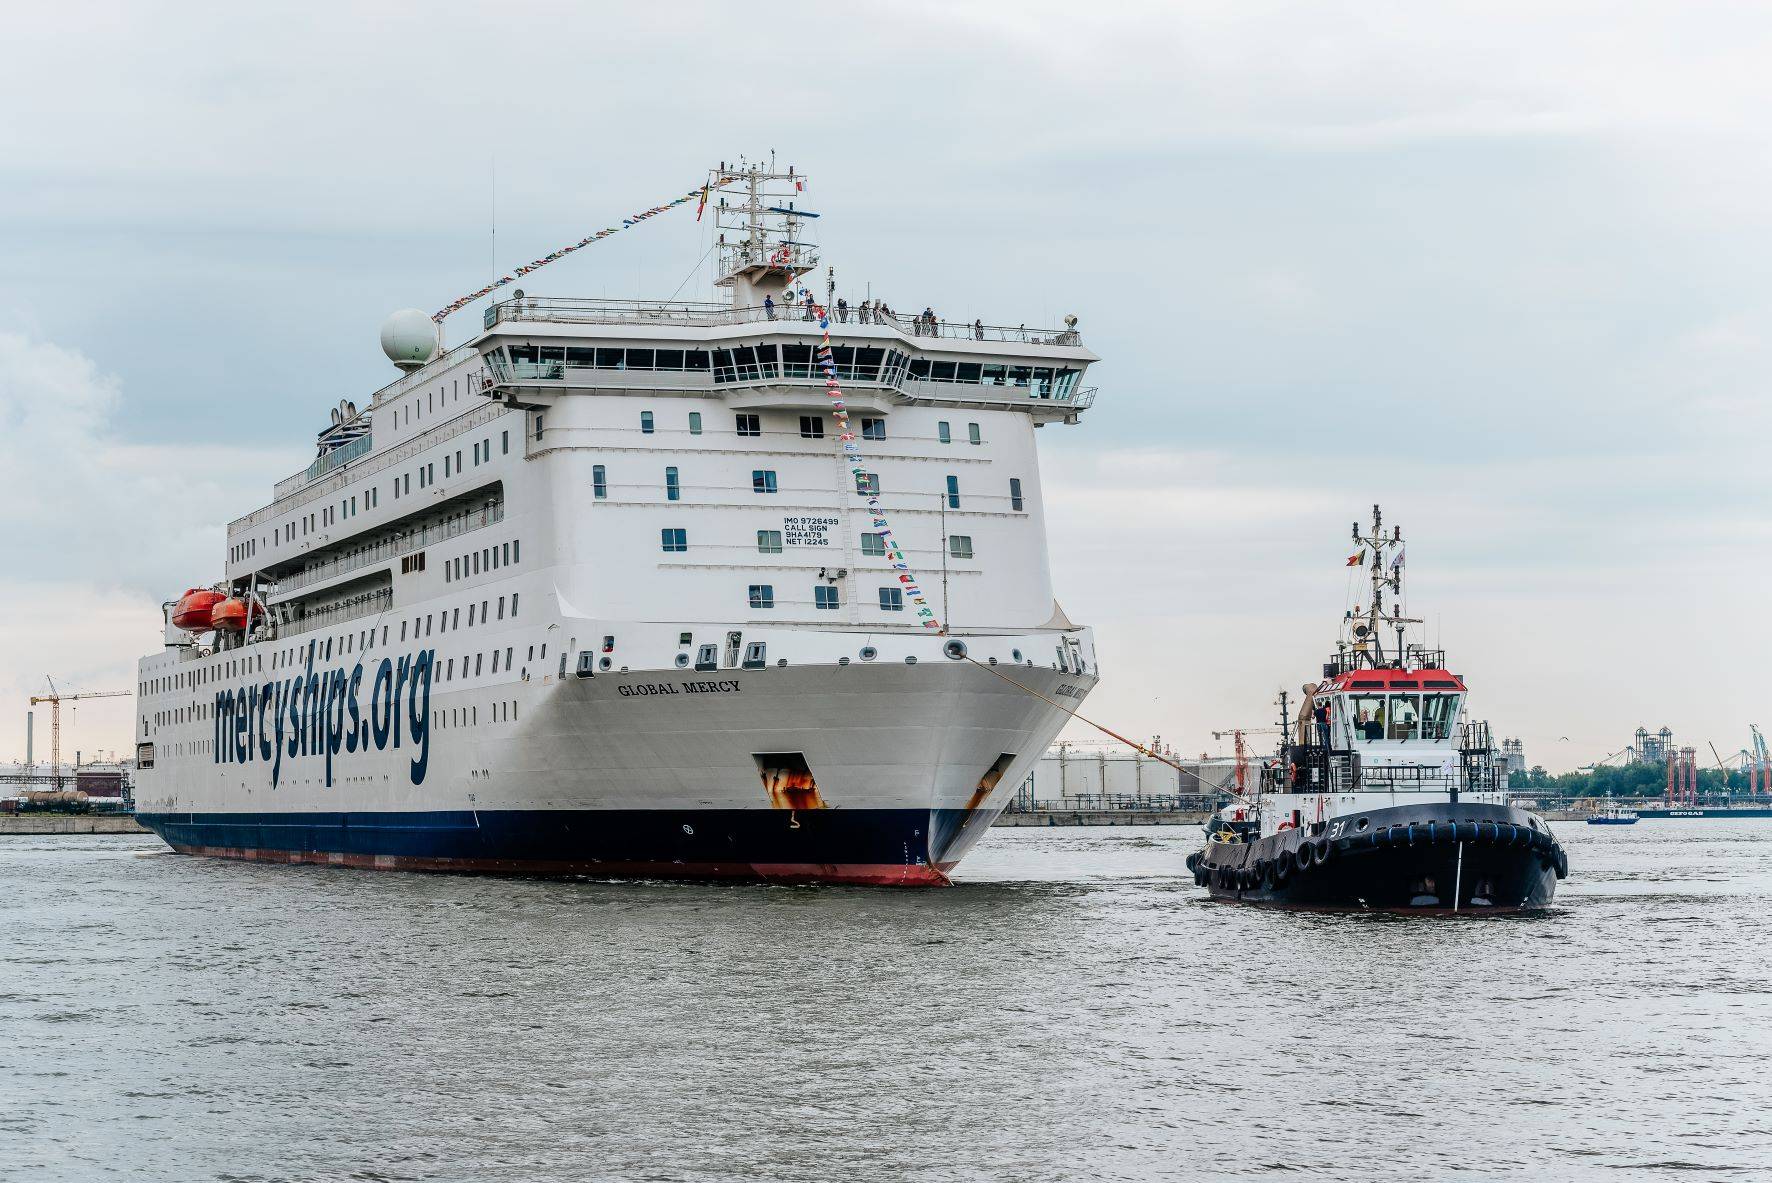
[485,296,1085,347]
[229,402,508,536]
[275,588,393,638]
[274,502,505,595]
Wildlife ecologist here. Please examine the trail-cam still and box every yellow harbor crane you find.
[28,677,131,790]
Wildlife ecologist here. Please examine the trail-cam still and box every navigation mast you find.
[710,158,819,308]
[1348,504,1421,670]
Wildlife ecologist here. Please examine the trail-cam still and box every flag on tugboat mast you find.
[1346,550,1363,566]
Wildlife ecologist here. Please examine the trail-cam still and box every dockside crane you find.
[28,678,131,790]
[1211,726,1286,798]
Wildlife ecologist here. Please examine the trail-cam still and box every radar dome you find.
[380,309,437,371]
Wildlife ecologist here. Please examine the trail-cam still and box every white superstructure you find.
[133,163,1101,884]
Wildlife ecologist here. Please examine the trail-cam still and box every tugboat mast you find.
[1349,503,1420,670]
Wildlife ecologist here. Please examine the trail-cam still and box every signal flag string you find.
[431,175,734,324]
[787,277,1242,801]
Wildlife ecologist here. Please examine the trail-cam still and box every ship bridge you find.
[474,296,1097,423]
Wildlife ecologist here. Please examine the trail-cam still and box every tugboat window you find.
[1350,694,1387,741]
[1387,694,1421,741]
[1421,694,1461,741]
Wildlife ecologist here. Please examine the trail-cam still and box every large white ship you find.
[132,162,1101,885]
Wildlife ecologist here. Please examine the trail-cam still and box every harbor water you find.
[5,824,1772,1181]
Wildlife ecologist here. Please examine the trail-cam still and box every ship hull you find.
[1189,802,1565,912]
[135,806,989,886]
[134,657,1096,887]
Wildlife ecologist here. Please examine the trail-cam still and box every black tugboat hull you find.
[1188,802,1564,912]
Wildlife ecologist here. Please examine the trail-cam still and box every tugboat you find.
[1587,805,1640,825]
[1186,507,1568,911]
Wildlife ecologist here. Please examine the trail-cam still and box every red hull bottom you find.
[164,842,956,887]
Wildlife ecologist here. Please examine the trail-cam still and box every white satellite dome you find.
[380,309,437,371]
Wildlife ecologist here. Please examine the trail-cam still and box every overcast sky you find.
[2,1,1769,771]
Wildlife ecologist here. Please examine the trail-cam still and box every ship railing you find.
[483,295,1084,347]
[1020,793,1222,813]
[274,588,394,638]
[273,502,505,595]
[274,434,373,499]
[231,402,507,536]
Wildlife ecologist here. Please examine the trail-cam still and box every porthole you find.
[598,655,612,672]
[860,646,877,662]
[905,656,917,664]
[943,639,967,661]
[838,656,850,666]
[1355,816,1370,832]
[1011,648,1023,662]
[777,658,788,667]
[674,653,690,668]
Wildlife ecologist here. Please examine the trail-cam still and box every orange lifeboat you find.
[171,588,225,632]
[209,597,263,633]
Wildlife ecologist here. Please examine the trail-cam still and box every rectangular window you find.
[641,410,655,434]
[968,422,981,445]
[799,415,824,438]
[736,413,761,437]
[512,592,519,616]
[688,411,702,435]
[748,584,775,609]
[861,418,886,441]
[497,596,505,621]
[948,535,974,558]
[946,475,960,508]
[879,587,904,612]
[665,467,680,501]
[752,469,778,494]
[814,585,840,610]
[757,530,783,553]
[593,465,607,499]
[855,472,879,496]
[1010,477,1024,512]
[860,532,885,556]
[513,540,519,563]
[501,431,509,455]
[937,421,951,444]
[661,528,688,552]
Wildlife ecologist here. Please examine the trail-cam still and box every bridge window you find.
[1422,694,1461,741]
[1388,694,1422,741]
[1350,694,1386,741]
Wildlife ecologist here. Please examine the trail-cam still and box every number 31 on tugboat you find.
[1186,507,1569,911]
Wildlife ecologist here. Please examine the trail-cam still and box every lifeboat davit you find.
[209,597,262,632]
[171,588,225,632]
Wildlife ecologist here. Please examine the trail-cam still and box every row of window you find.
[500,343,1082,399]
[590,466,1025,510]
[663,528,974,558]
[742,585,910,612]
[445,539,520,582]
